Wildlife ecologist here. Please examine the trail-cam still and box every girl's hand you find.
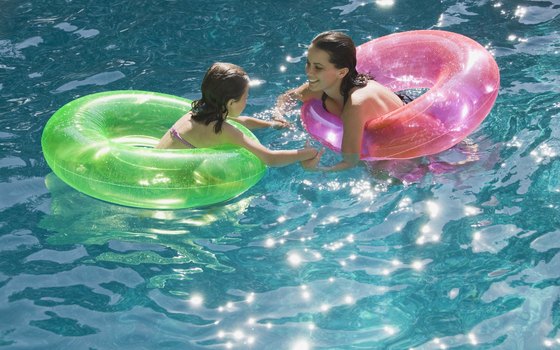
[271,117,291,129]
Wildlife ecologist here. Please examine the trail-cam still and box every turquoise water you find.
[1,0,560,349]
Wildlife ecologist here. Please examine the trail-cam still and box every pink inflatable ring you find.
[301,30,500,160]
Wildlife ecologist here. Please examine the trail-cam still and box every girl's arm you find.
[234,116,289,130]
[222,123,318,167]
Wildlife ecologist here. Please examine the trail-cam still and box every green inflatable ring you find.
[41,90,267,209]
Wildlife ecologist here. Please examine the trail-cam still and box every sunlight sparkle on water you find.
[399,196,412,208]
[530,143,557,163]
[233,329,244,340]
[426,201,440,218]
[514,6,527,18]
[464,206,480,216]
[324,241,345,251]
[506,136,522,148]
[151,210,175,220]
[288,252,303,266]
[468,332,478,345]
[246,293,255,304]
[189,294,204,307]
[433,338,447,349]
[384,325,397,335]
[248,79,264,87]
[449,288,460,299]
[376,0,395,6]
[286,55,303,63]
[292,339,311,350]
[412,261,424,270]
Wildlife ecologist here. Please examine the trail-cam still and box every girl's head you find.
[307,31,369,101]
[191,62,249,133]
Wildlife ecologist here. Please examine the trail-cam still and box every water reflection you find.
[368,138,481,185]
[39,173,257,279]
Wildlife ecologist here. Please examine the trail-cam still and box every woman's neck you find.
[324,84,344,105]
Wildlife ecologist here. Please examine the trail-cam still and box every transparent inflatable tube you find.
[41,91,266,209]
[301,30,500,160]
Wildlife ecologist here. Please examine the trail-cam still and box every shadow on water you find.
[38,173,260,285]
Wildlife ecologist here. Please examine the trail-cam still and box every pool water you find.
[1,0,560,349]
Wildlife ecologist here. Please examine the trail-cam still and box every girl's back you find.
[156,112,227,149]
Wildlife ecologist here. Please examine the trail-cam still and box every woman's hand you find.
[301,144,325,170]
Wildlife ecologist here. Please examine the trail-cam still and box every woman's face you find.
[227,85,249,118]
[305,45,346,92]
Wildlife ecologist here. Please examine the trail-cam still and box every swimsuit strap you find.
[169,127,195,148]
[396,91,414,104]
[322,91,350,113]
[321,92,328,111]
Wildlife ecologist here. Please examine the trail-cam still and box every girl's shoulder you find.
[218,121,244,140]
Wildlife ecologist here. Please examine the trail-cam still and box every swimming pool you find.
[1,0,559,349]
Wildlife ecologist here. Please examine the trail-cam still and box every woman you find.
[157,62,318,167]
[276,31,408,172]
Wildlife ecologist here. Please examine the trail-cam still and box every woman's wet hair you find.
[311,31,370,103]
[191,62,249,133]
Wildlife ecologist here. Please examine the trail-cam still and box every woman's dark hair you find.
[311,31,371,103]
[191,62,249,133]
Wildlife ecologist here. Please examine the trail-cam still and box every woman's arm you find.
[301,151,359,172]
[221,123,318,167]
[273,83,321,120]
[301,102,364,172]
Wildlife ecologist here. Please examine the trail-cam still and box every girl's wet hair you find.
[311,31,371,103]
[191,62,249,133]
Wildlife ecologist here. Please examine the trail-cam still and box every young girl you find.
[276,31,410,172]
[157,62,319,167]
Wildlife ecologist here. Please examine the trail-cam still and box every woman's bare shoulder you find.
[352,81,400,105]
[287,82,322,102]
